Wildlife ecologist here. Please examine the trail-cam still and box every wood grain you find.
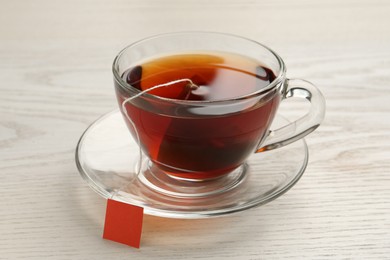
[1,0,390,259]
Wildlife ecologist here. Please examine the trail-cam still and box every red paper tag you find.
[103,199,144,248]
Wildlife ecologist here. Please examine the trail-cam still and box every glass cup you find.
[113,32,325,189]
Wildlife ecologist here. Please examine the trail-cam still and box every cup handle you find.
[257,78,326,152]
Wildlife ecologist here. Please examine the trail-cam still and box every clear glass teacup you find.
[113,32,325,186]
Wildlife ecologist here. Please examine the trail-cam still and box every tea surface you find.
[123,52,276,101]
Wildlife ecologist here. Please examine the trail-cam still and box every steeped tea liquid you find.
[117,52,280,179]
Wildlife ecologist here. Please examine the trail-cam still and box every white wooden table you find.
[1,0,389,259]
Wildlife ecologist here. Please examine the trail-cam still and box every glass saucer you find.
[76,110,308,219]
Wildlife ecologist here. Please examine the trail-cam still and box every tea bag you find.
[121,78,199,175]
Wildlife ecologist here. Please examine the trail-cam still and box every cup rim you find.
[112,31,286,104]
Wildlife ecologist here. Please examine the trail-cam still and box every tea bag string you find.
[111,79,199,199]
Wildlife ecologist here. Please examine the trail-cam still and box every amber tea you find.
[115,52,280,179]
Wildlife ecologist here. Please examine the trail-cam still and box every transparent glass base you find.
[76,110,309,219]
[138,159,247,198]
